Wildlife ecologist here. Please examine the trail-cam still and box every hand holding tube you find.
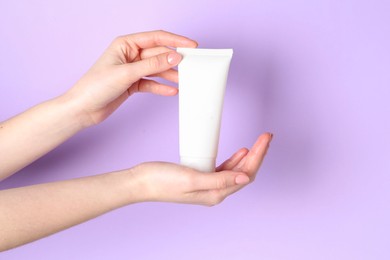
[133,133,273,206]
[67,30,197,127]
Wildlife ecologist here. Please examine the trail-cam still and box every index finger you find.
[122,30,198,49]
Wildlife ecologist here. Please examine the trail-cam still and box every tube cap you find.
[180,157,216,173]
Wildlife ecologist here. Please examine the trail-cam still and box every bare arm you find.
[0,96,86,179]
[0,169,137,251]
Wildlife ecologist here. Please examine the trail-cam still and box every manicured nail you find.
[169,87,178,95]
[235,175,250,185]
[168,52,182,65]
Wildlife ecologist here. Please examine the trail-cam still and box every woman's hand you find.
[0,133,272,251]
[130,133,272,206]
[67,30,197,127]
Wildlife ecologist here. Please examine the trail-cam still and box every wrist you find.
[113,166,149,205]
[56,91,94,130]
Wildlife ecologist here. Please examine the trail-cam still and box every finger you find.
[192,177,250,206]
[193,171,250,191]
[140,47,179,81]
[235,133,273,178]
[140,46,173,59]
[123,51,182,83]
[128,79,178,96]
[122,30,198,49]
[212,133,273,198]
[149,69,178,83]
[216,148,249,172]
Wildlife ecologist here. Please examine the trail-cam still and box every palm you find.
[136,133,272,205]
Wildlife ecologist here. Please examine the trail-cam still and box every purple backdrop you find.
[1,0,389,259]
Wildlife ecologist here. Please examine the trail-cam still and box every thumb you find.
[194,171,251,191]
[124,51,182,82]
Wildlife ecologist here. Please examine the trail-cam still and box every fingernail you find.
[269,132,274,142]
[235,175,250,185]
[169,88,178,94]
[167,52,182,65]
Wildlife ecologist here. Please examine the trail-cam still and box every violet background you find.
[1,0,389,259]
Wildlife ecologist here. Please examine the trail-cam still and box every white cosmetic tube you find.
[177,48,233,172]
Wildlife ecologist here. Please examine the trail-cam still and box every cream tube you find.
[177,48,233,172]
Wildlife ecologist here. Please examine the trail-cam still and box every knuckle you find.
[216,177,228,190]
[152,30,165,45]
[148,56,163,70]
[206,192,225,207]
[111,36,130,54]
[113,35,125,45]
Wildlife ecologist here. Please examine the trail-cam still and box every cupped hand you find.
[132,133,272,206]
[66,30,197,126]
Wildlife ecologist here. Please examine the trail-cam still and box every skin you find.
[0,30,273,251]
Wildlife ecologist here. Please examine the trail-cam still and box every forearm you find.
[0,94,88,179]
[0,168,141,251]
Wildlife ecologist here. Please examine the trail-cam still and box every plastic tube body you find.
[177,48,233,172]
